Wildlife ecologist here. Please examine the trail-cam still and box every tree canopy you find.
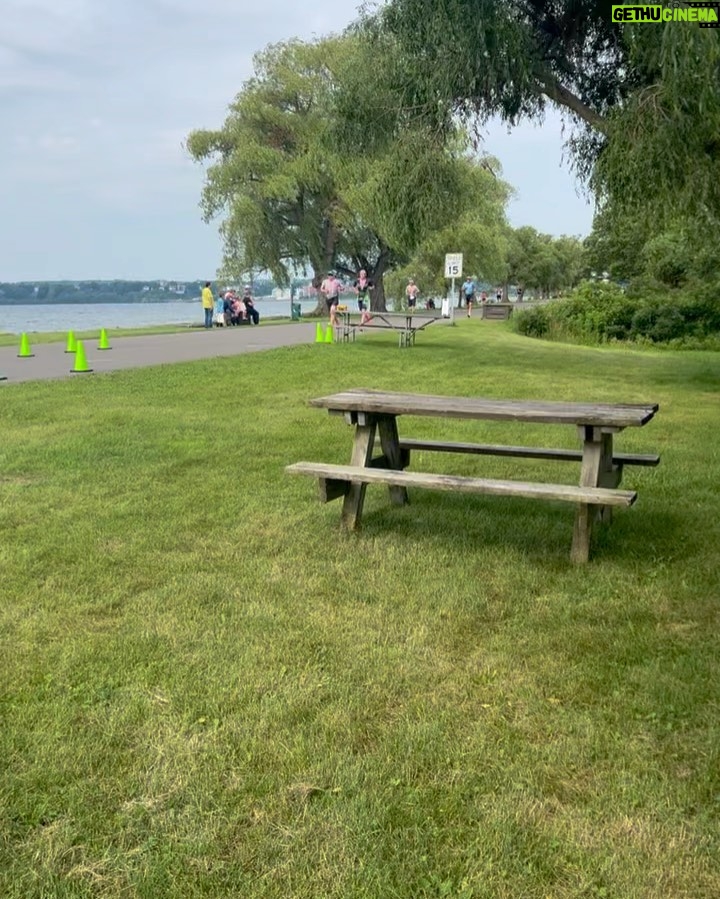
[187,35,510,311]
[367,1,720,231]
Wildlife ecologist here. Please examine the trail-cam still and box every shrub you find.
[642,228,693,287]
[512,279,720,346]
[513,304,550,338]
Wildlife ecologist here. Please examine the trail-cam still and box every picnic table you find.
[286,389,660,563]
[337,309,443,348]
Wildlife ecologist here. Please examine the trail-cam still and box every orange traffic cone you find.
[18,333,34,358]
[70,340,93,373]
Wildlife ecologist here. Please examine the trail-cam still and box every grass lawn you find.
[1,322,719,898]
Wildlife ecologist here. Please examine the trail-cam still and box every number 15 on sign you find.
[444,253,463,279]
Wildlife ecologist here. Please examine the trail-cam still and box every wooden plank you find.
[570,430,607,564]
[341,423,376,530]
[308,390,659,428]
[482,305,512,320]
[286,462,637,507]
[369,450,411,471]
[377,415,409,505]
[396,438,660,467]
[318,478,350,502]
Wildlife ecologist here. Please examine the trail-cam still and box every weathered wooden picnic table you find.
[337,310,443,347]
[286,389,660,563]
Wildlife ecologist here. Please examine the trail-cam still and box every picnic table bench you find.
[337,310,444,348]
[286,389,660,563]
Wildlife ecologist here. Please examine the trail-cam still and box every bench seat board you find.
[286,462,637,506]
[396,438,660,467]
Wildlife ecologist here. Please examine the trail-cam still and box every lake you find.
[0,299,324,335]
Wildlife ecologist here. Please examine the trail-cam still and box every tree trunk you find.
[308,270,326,317]
[368,244,391,312]
[308,219,338,316]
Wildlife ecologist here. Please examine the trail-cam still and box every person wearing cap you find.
[405,278,419,309]
[320,271,341,318]
[462,276,476,317]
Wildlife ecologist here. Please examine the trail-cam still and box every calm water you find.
[0,299,322,335]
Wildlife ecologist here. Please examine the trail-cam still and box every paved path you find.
[0,324,317,385]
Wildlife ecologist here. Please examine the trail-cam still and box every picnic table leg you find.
[596,431,621,524]
[571,427,611,563]
[377,415,409,506]
[341,419,377,530]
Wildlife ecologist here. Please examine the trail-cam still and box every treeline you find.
[0,279,276,305]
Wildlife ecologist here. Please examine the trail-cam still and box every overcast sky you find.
[1,0,594,282]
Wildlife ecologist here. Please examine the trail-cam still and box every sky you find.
[0,0,595,282]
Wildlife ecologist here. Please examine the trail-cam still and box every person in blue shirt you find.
[462,276,476,317]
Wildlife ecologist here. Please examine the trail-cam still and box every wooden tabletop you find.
[309,389,659,428]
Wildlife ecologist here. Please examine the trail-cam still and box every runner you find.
[353,269,373,313]
[405,278,419,309]
[462,276,476,317]
[320,272,341,318]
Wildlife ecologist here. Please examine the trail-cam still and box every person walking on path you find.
[201,282,214,329]
[462,276,476,317]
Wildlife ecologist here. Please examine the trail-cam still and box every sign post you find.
[443,253,463,320]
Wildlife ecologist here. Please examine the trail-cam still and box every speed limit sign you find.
[444,253,463,279]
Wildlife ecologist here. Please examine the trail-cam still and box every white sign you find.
[444,253,463,279]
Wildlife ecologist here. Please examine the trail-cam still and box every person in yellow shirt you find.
[201,281,214,329]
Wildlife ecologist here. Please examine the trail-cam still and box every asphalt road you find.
[0,323,317,385]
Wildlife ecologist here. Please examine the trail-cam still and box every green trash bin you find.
[291,302,302,321]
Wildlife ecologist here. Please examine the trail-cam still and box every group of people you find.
[202,273,517,331]
[320,270,377,326]
[320,270,437,325]
[200,282,260,328]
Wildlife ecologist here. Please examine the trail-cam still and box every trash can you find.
[291,302,302,321]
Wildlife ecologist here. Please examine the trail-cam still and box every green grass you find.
[1,322,719,898]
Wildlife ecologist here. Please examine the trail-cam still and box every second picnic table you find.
[286,389,660,563]
[337,309,443,347]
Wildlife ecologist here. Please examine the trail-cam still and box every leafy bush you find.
[513,304,550,338]
[512,279,720,346]
[642,228,693,287]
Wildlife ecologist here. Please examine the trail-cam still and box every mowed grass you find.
[1,322,719,898]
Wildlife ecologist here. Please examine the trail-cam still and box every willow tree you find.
[187,35,501,311]
[186,40,341,300]
[367,1,720,236]
[384,156,510,303]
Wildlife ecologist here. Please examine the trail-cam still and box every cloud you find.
[0,0,593,281]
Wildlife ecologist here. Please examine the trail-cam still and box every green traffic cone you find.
[324,325,333,343]
[315,323,324,343]
[65,330,77,353]
[18,333,34,358]
[98,328,111,350]
[70,340,93,374]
